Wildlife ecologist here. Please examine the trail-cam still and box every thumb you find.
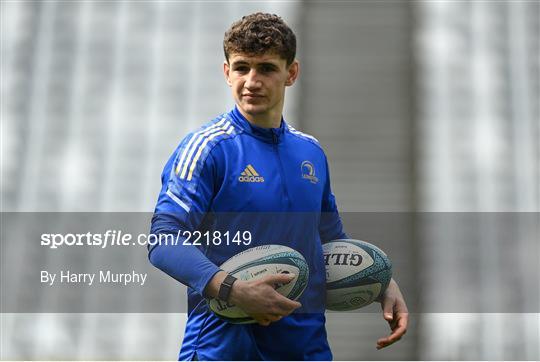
[382,300,394,321]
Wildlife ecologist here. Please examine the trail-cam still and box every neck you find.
[236,106,282,129]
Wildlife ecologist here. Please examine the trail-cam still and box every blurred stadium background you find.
[1,0,538,360]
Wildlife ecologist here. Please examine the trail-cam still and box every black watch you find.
[218,274,237,302]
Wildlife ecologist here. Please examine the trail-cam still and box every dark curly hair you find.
[223,13,296,66]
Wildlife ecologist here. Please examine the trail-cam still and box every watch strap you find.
[218,274,237,302]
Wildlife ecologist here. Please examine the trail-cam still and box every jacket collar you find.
[228,106,286,144]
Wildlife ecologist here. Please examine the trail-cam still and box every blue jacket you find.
[149,107,347,360]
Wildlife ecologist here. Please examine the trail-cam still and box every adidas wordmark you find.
[238,164,265,183]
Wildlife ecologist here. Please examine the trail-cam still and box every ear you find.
[285,60,299,86]
[223,61,232,87]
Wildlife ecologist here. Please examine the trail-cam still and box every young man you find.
[149,13,408,361]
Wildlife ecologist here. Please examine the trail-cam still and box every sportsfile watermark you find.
[40,230,253,249]
[1,212,538,313]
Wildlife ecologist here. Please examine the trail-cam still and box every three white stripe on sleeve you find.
[175,118,235,181]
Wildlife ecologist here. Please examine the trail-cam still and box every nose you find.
[244,69,262,90]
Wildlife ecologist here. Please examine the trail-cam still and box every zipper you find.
[272,130,290,210]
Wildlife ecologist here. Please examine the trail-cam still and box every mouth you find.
[243,93,264,99]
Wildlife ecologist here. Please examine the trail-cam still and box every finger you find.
[390,311,408,331]
[396,311,409,330]
[389,318,398,330]
[376,336,401,350]
[268,314,283,322]
[377,315,408,349]
[389,322,407,341]
[272,295,302,314]
[252,311,282,323]
[263,273,296,287]
[376,334,396,349]
[255,317,271,326]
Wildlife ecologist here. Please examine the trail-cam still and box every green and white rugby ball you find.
[208,244,309,324]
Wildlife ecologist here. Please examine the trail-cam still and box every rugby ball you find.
[208,244,309,323]
[323,239,392,311]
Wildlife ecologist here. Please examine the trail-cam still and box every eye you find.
[234,66,249,73]
[260,65,276,73]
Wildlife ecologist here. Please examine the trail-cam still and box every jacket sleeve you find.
[148,135,221,296]
[319,154,348,242]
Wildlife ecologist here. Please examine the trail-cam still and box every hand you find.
[229,273,302,326]
[376,278,408,350]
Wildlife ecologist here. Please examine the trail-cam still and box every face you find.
[224,53,299,121]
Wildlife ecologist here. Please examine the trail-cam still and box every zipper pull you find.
[272,131,278,144]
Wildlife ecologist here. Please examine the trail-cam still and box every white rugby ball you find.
[208,244,309,323]
[323,239,392,311]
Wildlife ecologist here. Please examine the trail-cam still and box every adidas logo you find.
[238,164,265,183]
